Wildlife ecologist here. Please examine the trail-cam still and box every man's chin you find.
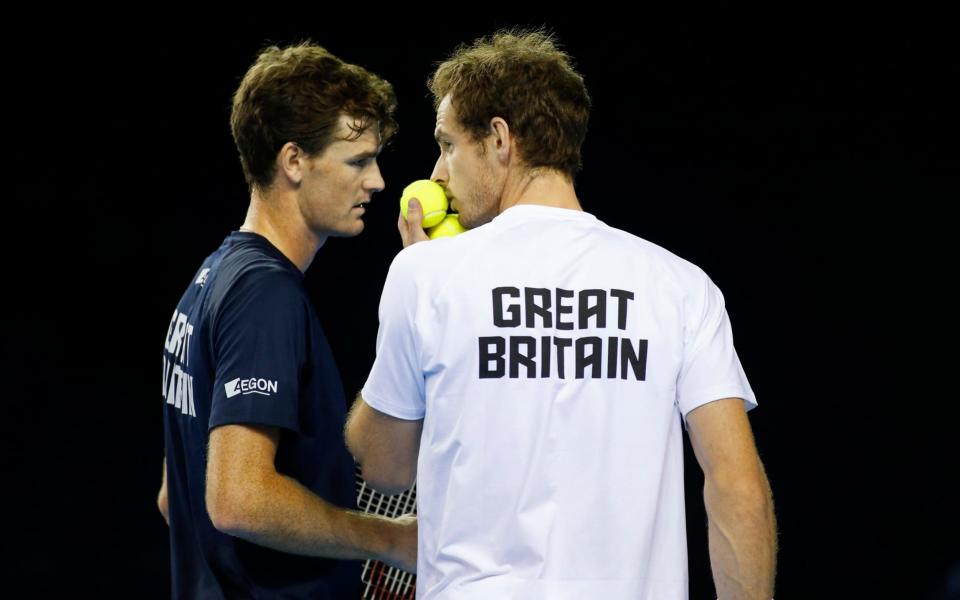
[459,212,491,230]
[325,221,365,239]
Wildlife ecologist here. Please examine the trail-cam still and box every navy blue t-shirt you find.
[162,231,361,599]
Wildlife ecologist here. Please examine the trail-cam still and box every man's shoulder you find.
[211,236,300,286]
[201,241,305,318]
[590,220,711,281]
[220,237,297,274]
[390,228,485,271]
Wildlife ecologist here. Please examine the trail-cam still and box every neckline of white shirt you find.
[492,204,598,224]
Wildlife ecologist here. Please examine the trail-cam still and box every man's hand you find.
[397,198,430,248]
[383,513,418,573]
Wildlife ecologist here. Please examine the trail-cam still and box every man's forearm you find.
[704,470,777,600]
[344,396,421,494]
[211,470,415,570]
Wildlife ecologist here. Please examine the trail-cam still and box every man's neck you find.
[240,188,323,273]
[498,168,582,214]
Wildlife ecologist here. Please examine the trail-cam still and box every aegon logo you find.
[225,377,278,398]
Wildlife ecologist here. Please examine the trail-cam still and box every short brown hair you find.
[428,29,590,179]
[231,42,397,191]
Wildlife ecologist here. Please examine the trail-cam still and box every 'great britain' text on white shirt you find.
[479,286,648,380]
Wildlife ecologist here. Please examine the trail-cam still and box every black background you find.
[4,12,955,599]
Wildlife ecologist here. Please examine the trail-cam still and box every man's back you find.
[363,205,756,598]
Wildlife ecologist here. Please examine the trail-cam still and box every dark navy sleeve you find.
[209,268,306,432]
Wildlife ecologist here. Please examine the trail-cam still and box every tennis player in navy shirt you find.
[158,42,416,599]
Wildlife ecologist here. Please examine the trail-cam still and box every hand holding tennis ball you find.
[400,180,448,229]
[398,180,467,246]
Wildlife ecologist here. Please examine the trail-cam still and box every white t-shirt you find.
[362,205,756,599]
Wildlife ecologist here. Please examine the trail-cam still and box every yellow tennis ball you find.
[400,180,448,229]
[427,213,467,239]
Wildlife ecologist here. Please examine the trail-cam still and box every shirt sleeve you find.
[209,269,306,432]
[361,250,427,420]
[676,272,757,419]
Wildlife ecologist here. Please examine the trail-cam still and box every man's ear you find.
[277,141,307,185]
[489,117,512,165]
